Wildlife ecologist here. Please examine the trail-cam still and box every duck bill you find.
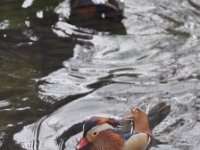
[76,137,89,150]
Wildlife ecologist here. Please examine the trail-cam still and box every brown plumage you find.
[76,102,171,150]
[122,108,153,150]
[124,108,153,137]
[88,130,124,150]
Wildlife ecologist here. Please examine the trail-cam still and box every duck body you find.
[70,0,124,20]
[76,118,151,150]
[76,102,170,150]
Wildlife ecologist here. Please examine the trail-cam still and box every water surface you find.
[1,0,200,149]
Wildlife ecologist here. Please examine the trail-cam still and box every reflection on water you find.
[1,0,200,150]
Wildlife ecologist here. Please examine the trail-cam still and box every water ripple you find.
[12,0,200,149]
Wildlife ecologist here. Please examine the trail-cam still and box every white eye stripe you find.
[88,123,114,135]
[91,0,124,5]
[91,0,107,4]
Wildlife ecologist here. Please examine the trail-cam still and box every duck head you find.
[82,117,119,136]
[70,0,124,20]
[76,117,124,150]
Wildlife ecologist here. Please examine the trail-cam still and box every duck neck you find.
[90,130,124,150]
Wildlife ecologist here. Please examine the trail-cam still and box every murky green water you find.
[1,0,200,149]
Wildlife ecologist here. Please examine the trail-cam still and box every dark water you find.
[1,0,200,149]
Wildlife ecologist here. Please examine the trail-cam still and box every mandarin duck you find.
[76,102,170,150]
[70,0,124,20]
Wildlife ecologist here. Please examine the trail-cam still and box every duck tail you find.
[148,102,171,130]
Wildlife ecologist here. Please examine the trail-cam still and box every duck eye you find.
[93,132,97,136]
